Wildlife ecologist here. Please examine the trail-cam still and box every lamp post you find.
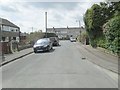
[76,20,81,42]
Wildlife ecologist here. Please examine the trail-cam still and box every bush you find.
[97,36,107,48]
[78,31,89,44]
[18,44,32,51]
[90,39,97,48]
[103,16,120,54]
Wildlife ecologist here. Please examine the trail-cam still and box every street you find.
[2,41,118,88]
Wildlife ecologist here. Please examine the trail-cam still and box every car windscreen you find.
[35,40,49,45]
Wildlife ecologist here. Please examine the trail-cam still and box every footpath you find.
[1,48,33,66]
[77,43,119,74]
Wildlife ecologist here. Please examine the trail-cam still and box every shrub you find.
[103,16,120,54]
[97,36,107,48]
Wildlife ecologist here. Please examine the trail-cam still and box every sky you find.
[0,0,105,33]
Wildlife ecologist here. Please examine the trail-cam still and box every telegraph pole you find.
[45,12,47,38]
[32,27,33,32]
[76,20,81,42]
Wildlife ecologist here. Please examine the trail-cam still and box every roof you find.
[47,27,85,30]
[47,27,81,29]
[0,18,20,29]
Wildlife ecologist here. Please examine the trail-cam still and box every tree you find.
[100,1,120,19]
[26,31,45,44]
[84,1,120,48]
[84,4,104,47]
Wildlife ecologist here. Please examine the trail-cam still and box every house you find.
[47,27,85,39]
[0,18,20,54]
[0,18,20,42]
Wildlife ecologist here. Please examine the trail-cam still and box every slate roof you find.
[0,18,19,29]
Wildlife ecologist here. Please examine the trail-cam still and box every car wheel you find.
[34,50,37,53]
[57,43,59,46]
[47,48,50,52]
[47,46,50,52]
[51,46,53,50]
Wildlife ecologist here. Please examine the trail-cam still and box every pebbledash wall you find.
[0,18,20,54]
[47,27,85,39]
[0,18,20,43]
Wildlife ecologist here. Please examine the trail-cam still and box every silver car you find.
[70,37,76,42]
[49,37,59,46]
[33,38,53,53]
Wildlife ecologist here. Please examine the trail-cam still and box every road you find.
[2,41,118,88]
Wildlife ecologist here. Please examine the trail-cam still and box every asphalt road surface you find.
[2,41,118,88]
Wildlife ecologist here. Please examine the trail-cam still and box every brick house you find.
[0,18,20,54]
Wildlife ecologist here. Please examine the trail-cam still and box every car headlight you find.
[33,45,40,48]
[43,45,48,47]
[33,45,37,48]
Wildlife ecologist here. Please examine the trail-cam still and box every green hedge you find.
[97,36,107,49]
[103,16,120,54]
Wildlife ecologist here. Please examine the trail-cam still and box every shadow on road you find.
[53,44,61,47]
[35,49,55,54]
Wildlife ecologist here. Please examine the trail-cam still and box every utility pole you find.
[53,27,56,34]
[32,27,33,32]
[76,20,81,42]
[45,12,47,38]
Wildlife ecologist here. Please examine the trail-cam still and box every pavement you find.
[77,43,118,74]
[1,48,33,66]
[2,41,118,88]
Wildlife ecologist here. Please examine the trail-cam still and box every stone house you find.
[47,27,85,39]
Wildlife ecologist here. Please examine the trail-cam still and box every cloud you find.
[0,5,18,12]
[0,1,103,33]
[0,0,106,2]
[27,2,78,10]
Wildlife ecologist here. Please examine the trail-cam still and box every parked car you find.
[33,38,53,53]
[70,37,76,42]
[49,37,59,46]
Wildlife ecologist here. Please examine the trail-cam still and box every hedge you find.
[103,16,120,54]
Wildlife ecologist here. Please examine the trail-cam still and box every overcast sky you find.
[0,0,105,33]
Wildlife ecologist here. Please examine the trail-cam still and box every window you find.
[3,26,9,31]
[13,37,16,40]
[2,37,6,41]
